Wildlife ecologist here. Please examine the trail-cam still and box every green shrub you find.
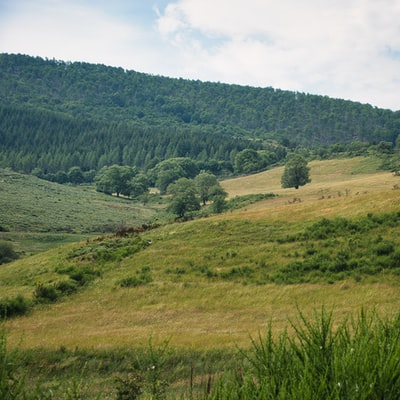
[0,327,24,398]
[373,240,395,256]
[0,295,31,318]
[56,265,101,286]
[68,266,100,285]
[209,308,400,399]
[0,240,18,264]
[119,268,153,288]
[115,371,144,400]
[55,280,78,295]
[33,282,60,303]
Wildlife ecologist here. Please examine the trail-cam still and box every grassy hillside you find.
[0,168,162,255]
[2,157,400,398]
[3,157,400,351]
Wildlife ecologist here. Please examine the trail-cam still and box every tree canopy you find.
[281,155,311,189]
[95,165,137,197]
[167,178,200,218]
[1,53,399,178]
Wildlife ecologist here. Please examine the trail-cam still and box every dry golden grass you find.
[222,157,400,222]
[7,281,400,350]
[5,157,400,351]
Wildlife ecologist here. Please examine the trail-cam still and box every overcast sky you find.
[1,0,399,111]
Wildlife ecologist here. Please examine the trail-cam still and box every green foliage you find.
[211,195,228,214]
[234,149,265,174]
[95,165,137,196]
[209,308,400,400]
[67,236,149,265]
[67,166,85,185]
[0,168,157,236]
[0,327,25,399]
[0,295,31,319]
[194,172,227,207]
[226,193,277,211]
[1,53,399,177]
[167,177,200,218]
[129,173,149,198]
[4,309,400,398]
[273,212,400,283]
[33,282,62,303]
[234,147,283,174]
[194,172,219,205]
[115,371,144,400]
[281,154,311,189]
[56,265,101,286]
[118,267,153,288]
[0,240,18,264]
[149,158,199,194]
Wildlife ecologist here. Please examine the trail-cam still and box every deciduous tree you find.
[95,165,136,197]
[167,178,200,219]
[281,154,311,189]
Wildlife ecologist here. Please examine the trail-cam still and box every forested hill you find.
[0,53,399,174]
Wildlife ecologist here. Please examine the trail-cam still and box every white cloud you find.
[155,0,400,109]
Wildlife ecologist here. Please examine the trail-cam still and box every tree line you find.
[1,54,400,148]
[1,53,400,182]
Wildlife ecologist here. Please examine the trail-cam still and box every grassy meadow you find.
[0,168,162,255]
[2,157,400,398]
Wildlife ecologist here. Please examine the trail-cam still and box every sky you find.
[1,0,399,111]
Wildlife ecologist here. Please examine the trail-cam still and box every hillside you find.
[2,157,400,397]
[1,53,400,175]
[0,168,161,255]
[3,157,400,350]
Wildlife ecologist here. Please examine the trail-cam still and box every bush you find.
[373,241,395,256]
[210,308,400,399]
[119,268,153,288]
[33,283,60,303]
[0,295,31,318]
[56,265,101,286]
[115,371,144,400]
[0,240,18,264]
[55,280,78,295]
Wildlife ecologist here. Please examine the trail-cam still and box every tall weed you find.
[208,308,400,399]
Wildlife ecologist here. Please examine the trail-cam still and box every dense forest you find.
[1,53,399,176]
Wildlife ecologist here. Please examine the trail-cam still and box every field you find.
[0,168,162,255]
[2,157,400,398]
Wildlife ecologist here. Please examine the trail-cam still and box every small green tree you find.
[194,172,219,205]
[149,158,199,194]
[281,154,311,189]
[129,173,149,198]
[167,178,200,219]
[234,149,264,174]
[95,165,136,197]
[67,166,85,185]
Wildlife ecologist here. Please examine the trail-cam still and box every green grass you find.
[208,308,400,399]
[2,157,400,398]
[0,168,164,256]
[3,308,400,399]
[0,169,160,234]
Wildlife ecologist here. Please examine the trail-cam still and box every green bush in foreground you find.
[3,308,400,398]
[210,308,400,399]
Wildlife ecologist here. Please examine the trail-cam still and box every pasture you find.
[3,156,400,349]
[2,156,400,398]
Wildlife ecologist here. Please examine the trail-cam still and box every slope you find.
[0,168,160,255]
[1,53,399,175]
[3,157,400,351]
